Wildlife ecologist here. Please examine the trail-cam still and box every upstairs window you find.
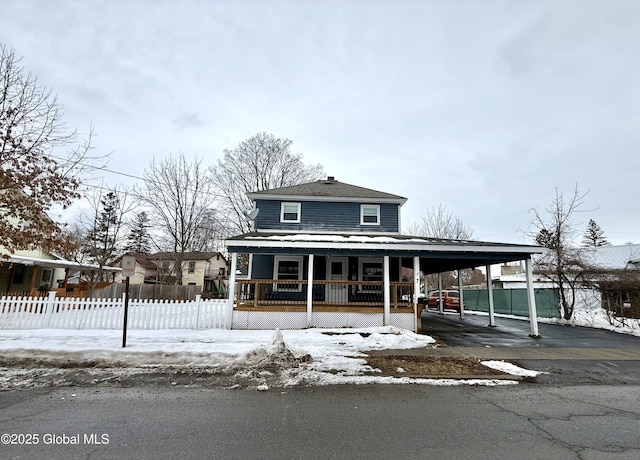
[188,261,196,274]
[361,204,380,225]
[280,202,301,223]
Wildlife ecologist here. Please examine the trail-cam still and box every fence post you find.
[195,294,202,329]
[226,252,238,329]
[46,291,57,327]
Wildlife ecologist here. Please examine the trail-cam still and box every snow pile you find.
[481,361,547,377]
[232,329,312,386]
[0,326,531,388]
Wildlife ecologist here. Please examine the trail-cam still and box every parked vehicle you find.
[426,290,461,310]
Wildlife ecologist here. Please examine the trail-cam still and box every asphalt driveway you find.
[421,310,640,350]
[418,310,640,385]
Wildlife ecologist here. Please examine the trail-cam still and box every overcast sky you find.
[1,0,638,245]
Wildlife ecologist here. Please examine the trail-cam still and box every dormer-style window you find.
[280,202,301,223]
[360,204,380,225]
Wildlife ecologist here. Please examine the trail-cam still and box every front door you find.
[326,257,348,304]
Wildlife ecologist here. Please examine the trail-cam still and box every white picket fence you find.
[0,292,231,330]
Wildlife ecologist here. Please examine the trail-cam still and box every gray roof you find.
[148,252,226,262]
[584,244,640,270]
[247,177,407,203]
[226,232,542,274]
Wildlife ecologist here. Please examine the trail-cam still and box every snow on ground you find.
[481,361,547,377]
[0,326,528,388]
[539,309,640,336]
[467,308,640,337]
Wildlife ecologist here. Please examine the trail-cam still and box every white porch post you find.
[306,254,314,328]
[458,269,465,320]
[438,272,444,314]
[247,254,254,280]
[486,264,496,327]
[226,252,238,329]
[413,256,421,333]
[383,255,390,326]
[525,257,540,337]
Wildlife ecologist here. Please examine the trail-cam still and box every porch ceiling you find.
[226,232,542,274]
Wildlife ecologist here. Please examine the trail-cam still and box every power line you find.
[49,153,229,199]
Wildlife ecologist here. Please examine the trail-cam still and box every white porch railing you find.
[0,293,231,330]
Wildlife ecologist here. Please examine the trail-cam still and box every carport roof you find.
[226,232,543,274]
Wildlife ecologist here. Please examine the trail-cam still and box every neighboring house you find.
[225,176,543,331]
[587,244,640,318]
[0,248,120,297]
[114,252,229,297]
[494,244,640,318]
[0,248,66,295]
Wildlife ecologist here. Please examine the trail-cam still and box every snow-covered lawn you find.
[0,326,536,388]
[539,309,640,336]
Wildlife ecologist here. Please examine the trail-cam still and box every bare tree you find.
[191,209,227,253]
[405,204,474,240]
[0,44,105,254]
[211,132,325,235]
[136,154,216,284]
[53,222,84,262]
[405,204,475,292]
[530,186,592,320]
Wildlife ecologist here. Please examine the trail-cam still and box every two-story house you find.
[114,252,229,297]
[226,177,543,332]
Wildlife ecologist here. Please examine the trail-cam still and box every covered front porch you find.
[225,232,544,333]
[231,274,416,330]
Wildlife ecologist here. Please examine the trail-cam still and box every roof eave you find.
[247,193,407,205]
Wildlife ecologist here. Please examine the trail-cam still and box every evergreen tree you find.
[582,219,610,247]
[82,191,122,268]
[124,211,152,254]
[535,228,558,249]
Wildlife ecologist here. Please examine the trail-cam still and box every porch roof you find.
[5,255,121,272]
[226,232,543,274]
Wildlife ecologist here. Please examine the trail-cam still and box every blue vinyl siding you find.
[255,199,399,233]
[251,255,274,279]
[249,255,401,303]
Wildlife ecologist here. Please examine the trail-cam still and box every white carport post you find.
[486,264,496,327]
[306,254,314,328]
[525,257,540,338]
[383,255,390,326]
[437,272,444,314]
[413,256,421,332]
[457,269,465,320]
[226,252,238,329]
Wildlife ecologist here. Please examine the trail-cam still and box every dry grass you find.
[365,355,510,378]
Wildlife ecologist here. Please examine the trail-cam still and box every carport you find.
[393,236,544,337]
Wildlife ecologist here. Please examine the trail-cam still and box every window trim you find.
[358,257,384,293]
[187,261,196,274]
[273,255,304,292]
[280,202,301,223]
[360,204,380,225]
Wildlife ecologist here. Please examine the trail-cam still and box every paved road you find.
[2,385,640,460]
